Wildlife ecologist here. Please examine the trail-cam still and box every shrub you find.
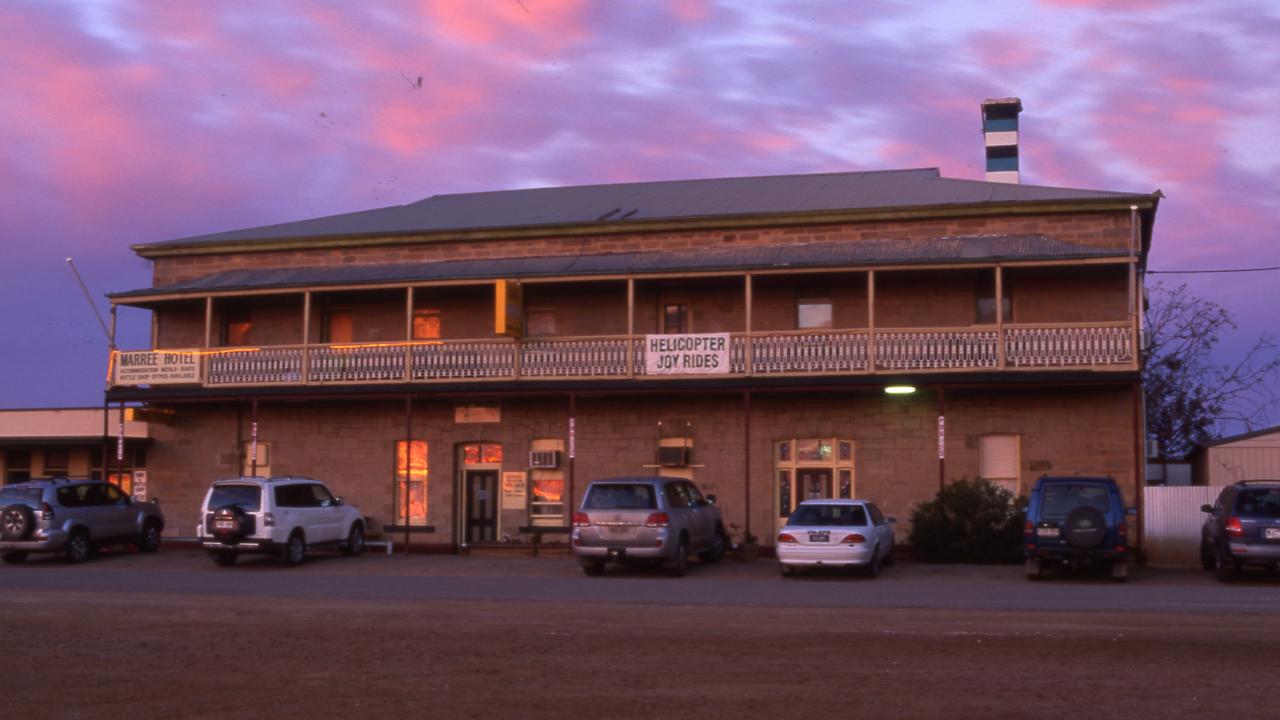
[908,478,1025,564]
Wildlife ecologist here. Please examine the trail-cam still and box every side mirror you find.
[705,494,717,505]
[1200,504,1213,513]
[334,497,346,506]
[888,517,897,524]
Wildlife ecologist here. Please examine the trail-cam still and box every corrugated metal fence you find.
[1143,486,1222,567]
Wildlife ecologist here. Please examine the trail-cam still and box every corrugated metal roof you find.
[138,168,1155,251]
[113,234,1125,300]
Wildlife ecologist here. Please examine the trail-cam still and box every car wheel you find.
[779,563,796,578]
[1,551,27,564]
[284,532,307,567]
[343,524,366,557]
[1215,545,1239,583]
[1199,540,1216,571]
[668,537,689,577]
[698,529,727,564]
[1025,557,1043,581]
[65,529,90,564]
[1,504,35,540]
[864,545,882,578]
[138,521,162,553]
[883,544,897,567]
[582,560,606,577]
[212,551,237,567]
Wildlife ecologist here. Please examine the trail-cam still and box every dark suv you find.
[0,478,165,564]
[1023,475,1130,581]
[1200,481,1280,582]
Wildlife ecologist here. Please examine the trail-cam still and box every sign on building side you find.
[114,350,201,385]
[644,333,731,375]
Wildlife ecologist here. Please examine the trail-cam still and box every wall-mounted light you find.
[884,385,916,395]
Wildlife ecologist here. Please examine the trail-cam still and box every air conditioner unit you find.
[657,446,690,467]
[1145,437,1159,459]
[529,450,561,469]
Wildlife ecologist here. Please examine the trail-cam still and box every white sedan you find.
[776,499,896,577]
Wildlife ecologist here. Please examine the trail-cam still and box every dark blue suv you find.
[1023,476,1130,582]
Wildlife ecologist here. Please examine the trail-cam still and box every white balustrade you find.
[206,347,304,385]
[1005,325,1133,367]
[874,330,999,371]
[521,338,629,377]
[749,331,869,374]
[309,345,406,382]
[411,341,516,380]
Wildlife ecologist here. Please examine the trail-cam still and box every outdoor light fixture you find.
[884,385,916,395]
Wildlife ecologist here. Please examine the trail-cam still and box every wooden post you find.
[743,389,752,538]
[404,395,412,554]
[626,278,635,377]
[744,274,753,375]
[867,271,876,373]
[995,266,1005,369]
[301,291,312,383]
[937,386,946,492]
[405,287,415,381]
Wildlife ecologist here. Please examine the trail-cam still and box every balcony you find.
[110,322,1134,389]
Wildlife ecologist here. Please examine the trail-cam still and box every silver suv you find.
[0,478,165,564]
[571,476,726,576]
[197,476,366,567]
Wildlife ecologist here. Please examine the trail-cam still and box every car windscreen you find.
[1236,489,1280,518]
[787,504,868,527]
[0,486,41,502]
[208,484,262,512]
[582,484,657,510]
[1041,484,1111,517]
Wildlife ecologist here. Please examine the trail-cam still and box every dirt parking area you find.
[0,554,1276,718]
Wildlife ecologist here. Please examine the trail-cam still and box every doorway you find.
[774,438,855,531]
[465,470,498,543]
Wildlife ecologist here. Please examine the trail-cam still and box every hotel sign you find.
[644,334,731,375]
[115,350,201,385]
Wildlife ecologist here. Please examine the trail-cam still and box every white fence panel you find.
[1143,486,1223,567]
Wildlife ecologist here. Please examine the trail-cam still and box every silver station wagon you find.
[571,476,727,576]
[776,499,896,578]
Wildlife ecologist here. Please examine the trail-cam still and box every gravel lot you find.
[1,549,1277,719]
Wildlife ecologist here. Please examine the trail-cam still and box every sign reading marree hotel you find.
[114,350,201,385]
[645,334,731,375]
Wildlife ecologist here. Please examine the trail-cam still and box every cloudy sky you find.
[2,0,1277,418]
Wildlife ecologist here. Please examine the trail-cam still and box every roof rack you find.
[1235,479,1280,485]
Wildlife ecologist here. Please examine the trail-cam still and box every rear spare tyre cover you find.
[1063,506,1107,548]
[211,505,249,543]
[1,505,35,540]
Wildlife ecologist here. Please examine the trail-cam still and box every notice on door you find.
[644,334,730,375]
[501,471,527,510]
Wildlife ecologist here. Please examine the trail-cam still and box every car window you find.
[867,504,887,526]
[787,504,868,527]
[275,484,314,508]
[81,484,111,506]
[1,486,42,502]
[308,484,336,507]
[684,483,706,506]
[1236,489,1280,518]
[583,484,657,510]
[664,483,692,509]
[1041,484,1111,517]
[102,484,127,504]
[209,484,262,512]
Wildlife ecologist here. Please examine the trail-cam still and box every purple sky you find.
[2,0,1277,424]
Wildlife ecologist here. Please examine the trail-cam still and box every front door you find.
[465,470,498,543]
[776,468,834,531]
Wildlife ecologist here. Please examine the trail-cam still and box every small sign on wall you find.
[455,404,501,424]
[132,470,148,501]
[501,471,527,510]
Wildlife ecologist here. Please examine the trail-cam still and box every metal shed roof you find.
[113,234,1127,300]
[134,168,1157,254]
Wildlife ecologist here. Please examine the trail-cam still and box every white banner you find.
[115,350,201,385]
[645,333,731,375]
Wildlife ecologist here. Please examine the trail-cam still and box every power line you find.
[1147,266,1280,275]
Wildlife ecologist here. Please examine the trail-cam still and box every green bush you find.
[908,478,1025,564]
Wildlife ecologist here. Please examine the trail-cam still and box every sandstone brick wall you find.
[151,212,1134,287]
[1009,265,1128,323]
[145,384,1138,547]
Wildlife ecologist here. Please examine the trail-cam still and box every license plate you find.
[1265,528,1280,540]
[808,532,829,543]
[1036,527,1060,538]
[215,520,236,530]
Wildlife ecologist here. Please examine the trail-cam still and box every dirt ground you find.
[1,587,1275,720]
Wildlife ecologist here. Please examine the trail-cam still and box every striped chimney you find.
[982,97,1023,183]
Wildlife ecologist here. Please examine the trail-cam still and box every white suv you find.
[196,476,365,567]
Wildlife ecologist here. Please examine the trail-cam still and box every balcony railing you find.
[114,322,1134,388]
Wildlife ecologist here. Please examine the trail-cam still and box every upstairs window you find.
[662,304,689,334]
[222,308,252,346]
[797,295,833,329]
[975,274,1012,324]
[413,308,441,340]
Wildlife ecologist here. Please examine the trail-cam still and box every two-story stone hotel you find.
[106,155,1159,552]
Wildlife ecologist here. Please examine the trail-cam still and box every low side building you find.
[0,407,150,495]
[1192,426,1280,485]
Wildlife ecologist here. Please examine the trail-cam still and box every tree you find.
[1143,283,1280,460]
